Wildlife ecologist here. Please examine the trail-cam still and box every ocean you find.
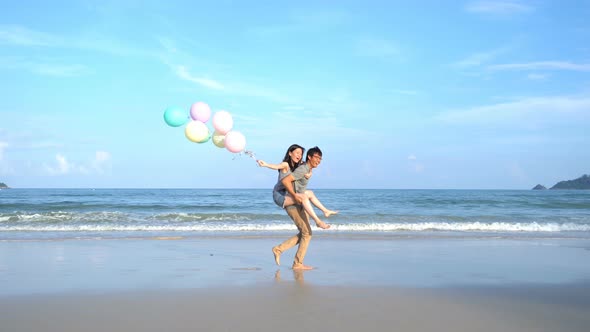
[1,188,589,241]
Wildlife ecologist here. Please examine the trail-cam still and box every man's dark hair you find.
[306,146,322,162]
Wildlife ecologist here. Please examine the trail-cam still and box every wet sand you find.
[1,283,589,332]
[1,236,589,331]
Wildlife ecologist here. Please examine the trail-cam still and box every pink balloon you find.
[212,110,233,134]
[224,131,246,153]
[190,102,211,123]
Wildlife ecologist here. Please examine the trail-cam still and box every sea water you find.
[1,188,589,241]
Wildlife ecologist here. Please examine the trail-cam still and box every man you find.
[272,146,327,270]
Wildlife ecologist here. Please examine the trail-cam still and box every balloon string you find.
[243,150,256,160]
[231,149,258,163]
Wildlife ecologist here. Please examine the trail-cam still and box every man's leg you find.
[272,205,312,268]
[290,206,312,269]
[272,206,303,265]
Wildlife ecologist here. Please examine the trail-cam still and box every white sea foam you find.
[331,222,590,232]
[1,222,589,233]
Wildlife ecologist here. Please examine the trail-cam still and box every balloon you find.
[163,106,189,127]
[190,102,211,123]
[212,111,233,134]
[212,131,225,148]
[224,131,246,153]
[185,121,210,143]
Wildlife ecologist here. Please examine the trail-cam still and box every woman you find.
[258,144,337,229]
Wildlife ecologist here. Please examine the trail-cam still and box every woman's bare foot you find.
[315,221,330,229]
[324,210,338,218]
[272,247,281,266]
[292,264,314,270]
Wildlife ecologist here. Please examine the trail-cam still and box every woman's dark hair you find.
[282,144,305,172]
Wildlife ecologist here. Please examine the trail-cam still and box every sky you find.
[1,0,589,189]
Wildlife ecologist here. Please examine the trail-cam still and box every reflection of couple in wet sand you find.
[274,269,306,285]
[258,145,337,270]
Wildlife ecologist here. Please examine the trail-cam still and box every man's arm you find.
[281,174,303,204]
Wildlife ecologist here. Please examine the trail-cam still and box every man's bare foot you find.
[324,210,338,218]
[272,247,281,266]
[292,264,314,270]
[315,221,330,229]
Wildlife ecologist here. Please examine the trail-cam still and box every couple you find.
[258,144,337,270]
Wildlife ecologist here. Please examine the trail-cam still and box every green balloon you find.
[212,131,225,148]
[163,106,189,127]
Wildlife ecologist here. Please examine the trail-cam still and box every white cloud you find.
[455,52,496,68]
[0,57,90,77]
[167,60,295,104]
[93,151,112,174]
[175,65,225,90]
[489,61,590,72]
[453,47,509,68]
[157,37,178,53]
[56,154,71,174]
[1,24,157,59]
[44,151,112,176]
[31,63,89,77]
[527,73,548,80]
[161,38,298,104]
[435,95,590,127]
[95,151,111,163]
[465,1,534,15]
[407,154,417,161]
[46,154,71,175]
[0,24,61,46]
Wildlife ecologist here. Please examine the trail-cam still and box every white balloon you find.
[212,110,233,134]
[224,131,246,153]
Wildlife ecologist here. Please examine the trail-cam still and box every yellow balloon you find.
[185,121,210,143]
[212,131,225,148]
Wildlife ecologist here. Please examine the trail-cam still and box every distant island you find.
[532,174,590,190]
[0,182,9,189]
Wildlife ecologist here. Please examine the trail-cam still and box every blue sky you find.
[1,0,589,189]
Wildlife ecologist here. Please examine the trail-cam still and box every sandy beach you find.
[1,236,589,331]
[2,283,589,332]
